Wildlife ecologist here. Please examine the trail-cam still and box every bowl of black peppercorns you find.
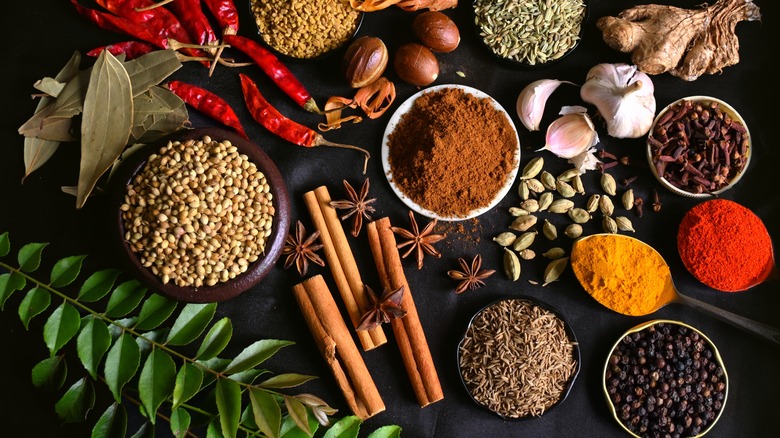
[603,320,728,438]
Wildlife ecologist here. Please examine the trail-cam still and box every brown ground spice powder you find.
[387,88,518,217]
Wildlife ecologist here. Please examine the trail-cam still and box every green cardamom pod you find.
[518,180,530,200]
[568,208,590,224]
[599,195,615,217]
[556,180,576,198]
[543,219,558,240]
[542,247,566,259]
[615,216,636,232]
[603,215,618,234]
[622,189,634,211]
[543,257,569,286]
[557,168,580,182]
[538,192,553,211]
[586,194,601,213]
[549,199,575,214]
[509,207,529,217]
[520,157,544,180]
[520,199,540,213]
[493,231,517,246]
[512,231,537,251]
[518,249,536,260]
[564,223,582,239]
[503,248,521,281]
[510,215,538,232]
[572,175,585,194]
[601,173,617,196]
[526,178,545,193]
[541,171,557,190]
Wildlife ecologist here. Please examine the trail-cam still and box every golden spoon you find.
[571,233,780,345]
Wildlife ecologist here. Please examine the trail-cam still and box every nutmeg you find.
[342,36,388,88]
[393,43,439,87]
[413,11,460,53]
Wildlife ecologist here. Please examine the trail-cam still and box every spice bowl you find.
[603,320,728,438]
[249,0,364,61]
[457,296,580,420]
[471,0,588,69]
[646,96,751,198]
[107,128,290,303]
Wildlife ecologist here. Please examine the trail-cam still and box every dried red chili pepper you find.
[225,35,322,114]
[202,0,239,36]
[239,74,369,174]
[71,0,164,48]
[165,80,248,140]
[134,0,217,48]
[87,41,156,60]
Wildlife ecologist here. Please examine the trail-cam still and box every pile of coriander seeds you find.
[120,135,275,288]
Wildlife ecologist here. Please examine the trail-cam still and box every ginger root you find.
[597,0,761,81]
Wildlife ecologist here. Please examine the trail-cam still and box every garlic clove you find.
[568,147,601,173]
[516,79,575,132]
[539,106,599,159]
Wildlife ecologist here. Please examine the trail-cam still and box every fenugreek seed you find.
[548,199,574,214]
[509,207,530,217]
[601,173,617,196]
[622,189,634,211]
[525,178,545,193]
[556,180,576,198]
[540,171,557,190]
[599,195,615,216]
[503,248,522,281]
[542,247,566,259]
[518,181,530,200]
[538,192,553,211]
[520,157,544,180]
[520,199,540,213]
[543,257,569,286]
[493,232,517,247]
[557,168,580,182]
[572,175,585,194]
[518,249,536,260]
[615,216,635,232]
[585,194,601,213]
[510,215,538,232]
[602,215,618,234]
[564,223,582,239]
[543,219,557,241]
[512,231,537,251]
[568,208,590,224]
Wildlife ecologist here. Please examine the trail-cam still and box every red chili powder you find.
[677,199,773,292]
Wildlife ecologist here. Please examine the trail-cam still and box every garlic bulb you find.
[516,79,575,131]
[580,63,656,139]
[539,106,599,159]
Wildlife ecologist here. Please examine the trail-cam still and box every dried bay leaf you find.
[33,77,67,97]
[77,50,133,209]
[22,51,82,180]
[123,49,182,97]
[130,85,189,143]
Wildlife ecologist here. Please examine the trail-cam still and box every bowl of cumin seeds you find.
[457,296,580,419]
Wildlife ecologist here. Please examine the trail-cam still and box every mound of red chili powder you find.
[677,199,773,292]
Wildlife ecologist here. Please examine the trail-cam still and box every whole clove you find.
[651,189,662,213]
[634,197,644,217]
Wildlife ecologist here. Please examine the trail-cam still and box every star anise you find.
[356,284,407,331]
[329,178,376,237]
[447,254,496,294]
[391,210,446,270]
[281,220,325,276]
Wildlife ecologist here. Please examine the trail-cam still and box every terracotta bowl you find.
[107,127,290,303]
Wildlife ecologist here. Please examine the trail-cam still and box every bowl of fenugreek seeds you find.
[250,0,363,61]
[109,128,290,303]
[457,296,580,419]
[472,0,587,68]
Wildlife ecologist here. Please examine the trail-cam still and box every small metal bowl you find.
[471,0,588,69]
[249,0,363,62]
[107,128,290,303]
[603,319,729,437]
[457,296,581,420]
[646,96,751,198]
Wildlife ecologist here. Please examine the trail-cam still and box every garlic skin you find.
[540,106,599,159]
[580,63,656,139]
[516,79,575,131]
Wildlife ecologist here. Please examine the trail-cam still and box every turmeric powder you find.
[571,234,670,316]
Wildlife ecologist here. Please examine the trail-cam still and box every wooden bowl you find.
[107,128,290,303]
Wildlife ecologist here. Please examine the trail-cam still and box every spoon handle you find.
[676,293,780,346]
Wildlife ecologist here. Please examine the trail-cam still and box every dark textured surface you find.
[1,1,777,437]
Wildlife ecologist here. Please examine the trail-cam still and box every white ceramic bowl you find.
[381,84,521,221]
[646,96,751,198]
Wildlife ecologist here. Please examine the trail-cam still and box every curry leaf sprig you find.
[0,232,401,438]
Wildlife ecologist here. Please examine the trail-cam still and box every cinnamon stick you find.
[292,275,385,419]
[303,186,386,350]
[367,218,444,407]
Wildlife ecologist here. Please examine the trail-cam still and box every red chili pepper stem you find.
[132,0,172,11]
[312,136,370,175]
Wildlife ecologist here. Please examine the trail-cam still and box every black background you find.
[1,1,777,437]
